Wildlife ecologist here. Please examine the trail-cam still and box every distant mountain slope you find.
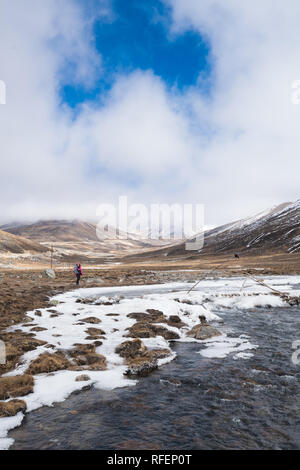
[1,220,180,246]
[0,220,162,260]
[0,229,49,254]
[125,200,300,260]
[1,220,102,243]
[4,200,300,261]
[168,201,300,256]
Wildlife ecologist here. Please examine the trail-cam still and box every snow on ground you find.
[0,412,23,450]
[1,275,299,449]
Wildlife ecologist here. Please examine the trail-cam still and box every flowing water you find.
[8,285,300,450]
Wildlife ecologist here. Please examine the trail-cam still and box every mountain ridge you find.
[123,200,300,261]
[0,229,49,254]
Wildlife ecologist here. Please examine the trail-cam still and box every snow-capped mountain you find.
[181,201,300,255]
[129,200,300,259]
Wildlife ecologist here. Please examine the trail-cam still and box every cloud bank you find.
[1,0,300,227]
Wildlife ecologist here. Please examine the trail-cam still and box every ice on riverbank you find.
[1,274,299,449]
[198,334,258,359]
[0,412,23,450]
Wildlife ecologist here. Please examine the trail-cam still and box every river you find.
[8,279,300,450]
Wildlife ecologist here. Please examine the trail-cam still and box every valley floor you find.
[0,252,300,448]
[1,250,300,374]
[0,265,299,449]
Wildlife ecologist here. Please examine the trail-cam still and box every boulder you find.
[44,269,55,279]
[186,323,221,340]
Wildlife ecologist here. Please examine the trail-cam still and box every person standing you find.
[73,263,83,286]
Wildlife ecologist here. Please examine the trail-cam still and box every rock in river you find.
[186,323,221,340]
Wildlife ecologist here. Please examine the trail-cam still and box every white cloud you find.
[1,0,300,227]
[0,0,104,221]
[163,0,300,222]
[77,71,195,176]
[0,0,199,223]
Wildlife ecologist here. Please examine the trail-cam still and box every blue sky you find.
[61,0,212,108]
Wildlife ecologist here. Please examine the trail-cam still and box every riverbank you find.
[9,302,299,450]
[1,265,300,449]
[0,261,298,377]
[0,267,190,369]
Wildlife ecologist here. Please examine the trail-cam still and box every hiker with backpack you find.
[74,263,83,286]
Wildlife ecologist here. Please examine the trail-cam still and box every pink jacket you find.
[74,264,83,275]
